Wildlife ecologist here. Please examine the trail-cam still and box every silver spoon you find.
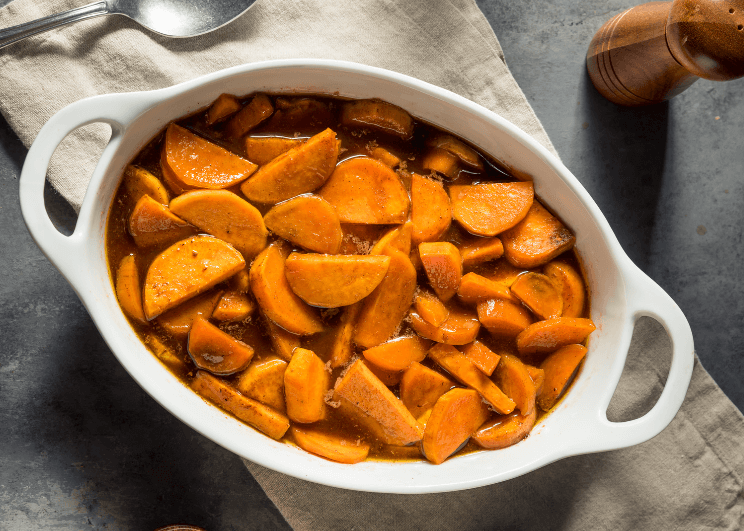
[0,0,257,49]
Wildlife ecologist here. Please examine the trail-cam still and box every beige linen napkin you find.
[2,1,743,529]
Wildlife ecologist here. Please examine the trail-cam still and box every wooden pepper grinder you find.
[587,0,744,105]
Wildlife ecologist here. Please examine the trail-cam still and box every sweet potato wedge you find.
[537,344,587,410]
[411,174,452,245]
[409,308,480,346]
[414,290,449,327]
[263,195,342,254]
[516,318,596,355]
[206,93,242,125]
[489,260,526,288]
[237,357,288,413]
[369,222,411,257]
[525,364,545,395]
[450,182,534,237]
[187,317,254,375]
[244,136,305,165]
[419,242,462,302]
[422,388,489,464]
[400,361,454,418]
[458,272,515,305]
[291,426,370,464]
[501,201,576,268]
[340,99,413,139]
[212,291,255,322]
[544,261,586,318]
[510,272,563,320]
[123,165,169,205]
[162,124,257,190]
[427,134,483,170]
[145,334,187,372]
[459,237,504,267]
[264,316,300,361]
[369,146,401,168]
[472,408,537,450]
[362,336,427,372]
[156,290,223,338]
[128,195,196,249]
[461,340,501,376]
[329,301,362,368]
[241,128,339,203]
[115,255,146,324]
[493,353,536,416]
[477,298,533,337]
[191,371,289,440]
[249,244,324,335]
[284,348,329,423]
[225,93,274,138]
[143,236,245,320]
[422,148,459,179]
[319,157,410,224]
[363,359,403,386]
[284,253,390,308]
[228,269,251,293]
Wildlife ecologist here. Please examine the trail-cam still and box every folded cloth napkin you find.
[2,0,743,529]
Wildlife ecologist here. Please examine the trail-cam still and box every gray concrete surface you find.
[1,0,742,529]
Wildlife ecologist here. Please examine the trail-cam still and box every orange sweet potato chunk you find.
[461,340,501,376]
[501,201,576,268]
[329,302,362,368]
[525,364,545,395]
[128,195,196,249]
[423,148,459,179]
[427,134,483,170]
[236,357,288,413]
[115,255,146,324]
[264,316,300,361]
[225,93,274,138]
[263,195,342,254]
[291,426,370,464]
[422,388,489,464]
[450,182,534,237]
[212,291,255,322]
[206,93,242,125]
[493,353,536,416]
[187,317,254,375]
[156,290,222,338]
[537,344,588,411]
[411,174,452,245]
[459,237,504,267]
[414,290,449,327]
[319,157,410,224]
[143,236,245,320]
[419,242,462,302]
[191,371,289,440]
[510,272,563,320]
[544,261,586,318]
[409,307,480,346]
[284,253,390,308]
[244,136,305,165]
[362,359,403,386]
[516,318,596,355]
[170,190,267,259]
[123,166,169,205]
[472,409,537,450]
[458,272,515,305]
[400,361,454,418]
[477,298,533,337]
[362,336,427,372]
[284,348,329,423]
[341,99,413,139]
[369,146,401,168]
[371,223,413,258]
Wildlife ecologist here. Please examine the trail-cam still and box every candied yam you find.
[419,242,462,302]
[489,260,526,287]
[461,340,501,376]
[414,290,449,327]
[264,317,300,361]
[516,317,596,355]
[206,93,241,125]
[369,146,401,168]
[143,236,244,320]
[472,409,537,450]
[544,261,586,318]
[123,165,169,204]
[334,359,423,446]
[422,388,489,464]
[156,290,222,338]
[236,357,288,412]
[477,298,533,337]
[191,371,289,440]
[160,148,187,195]
[494,353,536,416]
[400,361,454,418]
[459,237,504,267]
[228,269,251,293]
[170,190,267,258]
[362,336,427,372]
[291,426,370,464]
[354,249,417,348]
[409,308,480,346]
[145,334,187,372]
[450,182,534,237]
[128,195,196,249]
[187,317,254,375]
[241,128,339,203]
[284,253,390,308]
[319,157,410,224]
[363,359,403,386]
[162,123,257,190]
[501,201,576,268]
[263,195,342,254]
[510,272,563,320]
[525,364,545,395]
[329,302,362,368]
[115,255,146,324]
[284,348,329,423]
[537,344,588,410]
[411,174,452,245]
[212,291,255,322]
[427,134,483,170]
[225,93,274,138]
[428,343,515,414]
[370,222,412,257]
[244,136,305,165]
[423,148,459,179]
[458,272,515,305]
[341,99,413,139]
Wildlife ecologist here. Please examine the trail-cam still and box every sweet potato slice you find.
[472,409,537,450]
[169,190,268,259]
[284,348,329,423]
[291,426,370,464]
[414,290,449,327]
[212,291,255,322]
[494,354,536,415]
[544,261,586,318]
[206,93,242,125]
[363,359,403,386]
[123,165,169,205]
[244,136,305,165]
[370,222,412,256]
[427,134,483,170]
[525,365,545,395]
[263,195,342,254]
[340,99,413,139]
[145,334,187,372]
[156,290,222,338]
[409,308,480,346]
[458,272,515,305]
[128,195,196,249]
[284,253,390,308]
[411,174,452,245]
[228,269,251,293]
[537,344,588,410]
[369,146,401,168]
[187,317,254,375]
[489,260,526,287]
[143,236,245,320]
[319,157,410,224]
[362,336,427,372]
[334,359,423,445]
[237,357,288,412]
[459,237,504,267]
[225,93,274,138]
[422,388,489,464]
[162,123,257,190]
[400,361,454,418]
[477,298,533,337]
[516,318,596,355]
[428,344,515,414]
[501,201,576,268]
[423,148,459,179]
[419,242,462,302]
[241,128,339,203]
[329,302,362,368]
[510,272,563,320]
[264,317,301,361]
[115,255,146,324]
[191,371,289,440]
[461,340,501,376]
[450,182,534,237]
[250,244,324,335]
[354,249,417,348]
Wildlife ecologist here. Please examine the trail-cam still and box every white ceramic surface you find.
[19,59,694,494]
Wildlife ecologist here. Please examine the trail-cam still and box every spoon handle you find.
[0,1,110,50]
